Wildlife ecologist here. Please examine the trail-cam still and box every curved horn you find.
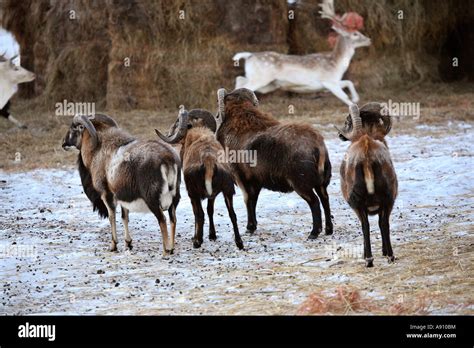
[9,55,18,62]
[155,110,189,144]
[90,113,118,128]
[348,103,362,139]
[216,88,227,131]
[73,114,98,149]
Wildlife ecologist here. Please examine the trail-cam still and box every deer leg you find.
[321,81,353,106]
[1,101,27,129]
[339,80,359,103]
[121,207,132,250]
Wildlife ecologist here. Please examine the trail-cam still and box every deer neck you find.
[0,77,17,109]
[331,36,355,75]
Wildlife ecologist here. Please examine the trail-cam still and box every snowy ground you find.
[1,122,473,315]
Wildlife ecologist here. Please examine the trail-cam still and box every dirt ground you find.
[0,83,473,315]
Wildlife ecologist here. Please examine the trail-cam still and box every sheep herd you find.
[62,87,397,267]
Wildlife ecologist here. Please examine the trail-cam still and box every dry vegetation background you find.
[0,0,473,111]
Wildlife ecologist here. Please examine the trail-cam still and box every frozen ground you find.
[1,122,473,314]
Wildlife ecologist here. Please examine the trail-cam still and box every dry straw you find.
[1,0,472,110]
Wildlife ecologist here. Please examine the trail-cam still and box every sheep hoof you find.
[325,225,334,235]
[245,228,256,235]
[235,239,244,250]
[125,240,133,250]
[307,229,321,240]
[109,243,118,252]
[209,233,217,241]
[193,239,202,248]
[387,255,395,263]
[365,257,374,267]
[165,249,174,255]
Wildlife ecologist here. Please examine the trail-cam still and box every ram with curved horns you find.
[155,109,243,250]
[191,88,333,240]
[62,113,181,255]
[338,103,398,267]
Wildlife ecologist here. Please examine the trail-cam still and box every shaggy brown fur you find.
[340,129,398,267]
[63,114,181,255]
[178,126,243,250]
[216,89,333,239]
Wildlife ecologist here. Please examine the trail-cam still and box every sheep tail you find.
[203,155,215,196]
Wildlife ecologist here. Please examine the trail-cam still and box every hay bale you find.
[106,0,289,110]
[41,0,110,108]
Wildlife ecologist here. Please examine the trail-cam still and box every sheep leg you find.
[243,186,261,234]
[168,204,177,254]
[379,208,395,263]
[357,208,373,267]
[321,81,353,106]
[315,186,333,235]
[121,207,132,250]
[207,197,217,241]
[102,193,118,252]
[191,198,205,248]
[294,188,323,239]
[224,194,244,250]
[151,208,171,256]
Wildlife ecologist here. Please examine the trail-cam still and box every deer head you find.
[319,0,371,49]
[0,53,35,84]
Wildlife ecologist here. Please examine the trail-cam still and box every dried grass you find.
[3,0,471,109]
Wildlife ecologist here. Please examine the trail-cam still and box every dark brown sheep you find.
[193,88,333,240]
[338,103,398,267]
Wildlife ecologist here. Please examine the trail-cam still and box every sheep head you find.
[165,109,217,140]
[336,102,392,141]
[62,113,117,151]
[216,88,259,130]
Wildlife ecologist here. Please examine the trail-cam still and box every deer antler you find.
[319,0,364,33]
[319,0,344,27]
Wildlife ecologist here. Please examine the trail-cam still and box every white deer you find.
[233,0,371,106]
[0,28,35,128]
